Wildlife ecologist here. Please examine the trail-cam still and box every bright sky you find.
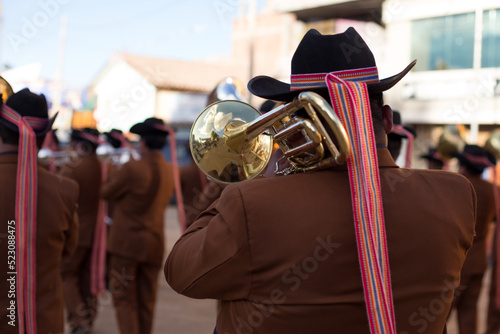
[1,0,264,90]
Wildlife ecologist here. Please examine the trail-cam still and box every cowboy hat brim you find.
[130,123,169,136]
[248,60,417,102]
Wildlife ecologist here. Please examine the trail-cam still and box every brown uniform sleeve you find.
[165,185,252,300]
[101,162,132,201]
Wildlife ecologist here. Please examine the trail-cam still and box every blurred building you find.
[89,53,247,165]
[383,0,500,167]
[234,0,500,168]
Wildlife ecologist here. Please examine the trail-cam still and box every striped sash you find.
[91,161,108,296]
[325,73,397,334]
[1,104,49,334]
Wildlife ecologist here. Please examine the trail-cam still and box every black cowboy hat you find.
[452,144,495,170]
[130,117,169,136]
[104,129,124,148]
[0,88,56,136]
[71,127,101,145]
[420,148,443,163]
[389,111,417,139]
[248,28,416,102]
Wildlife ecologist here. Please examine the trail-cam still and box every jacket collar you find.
[330,148,399,171]
[0,151,19,164]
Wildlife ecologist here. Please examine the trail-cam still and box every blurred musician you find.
[165,28,476,334]
[60,128,103,334]
[448,145,496,334]
[0,88,78,334]
[420,147,444,170]
[102,118,175,334]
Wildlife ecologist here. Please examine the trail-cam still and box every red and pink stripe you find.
[1,104,49,334]
[326,73,396,333]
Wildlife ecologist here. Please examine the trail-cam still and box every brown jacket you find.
[180,163,226,228]
[165,149,476,334]
[60,153,102,248]
[461,175,496,276]
[103,153,175,265]
[0,154,79,334]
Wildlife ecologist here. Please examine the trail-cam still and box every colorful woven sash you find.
[325,73,397,334]
[153,123,187,231]
[91,161,108,296]
[1,104,49,334]
[391,125,414,168]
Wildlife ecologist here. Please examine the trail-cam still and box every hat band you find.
[152,123,169,133]
[462,152,493,167]
[78,132,102,145]
[290,66,379,91]
[1,104,49,130]
[110,132,129,148]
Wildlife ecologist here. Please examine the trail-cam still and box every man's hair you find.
[0,123,46,148]
[143,134,167,150]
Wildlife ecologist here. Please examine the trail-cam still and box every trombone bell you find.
[190,100,273,183]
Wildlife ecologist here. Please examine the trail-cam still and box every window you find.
[411,13,475,71]
[482,9,500,68]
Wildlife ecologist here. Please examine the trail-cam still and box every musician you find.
[0,88,79,334]
[165,28,476,334]
[420,147,444,170]
[60,127,103,334]
[102,117,174,334]
[447,145,496,334]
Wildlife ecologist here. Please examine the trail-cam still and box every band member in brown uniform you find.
[450,145,496,333]
[165,28,477,334]
[0,88,79,334]
[60,128,102,334]
[102,117,174,334]
[420,147,444,170]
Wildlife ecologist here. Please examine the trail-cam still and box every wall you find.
[93,60,156,132]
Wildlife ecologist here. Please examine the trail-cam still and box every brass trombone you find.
[190,91,350,183]
[0,76,14,103]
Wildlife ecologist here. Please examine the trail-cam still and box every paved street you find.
[78,206,217,334]
[83,205,491,334]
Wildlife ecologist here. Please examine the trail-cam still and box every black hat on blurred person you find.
[0,88,56,136]
[452,144,495,174]
[420,148,443,163]
[420,148,444,169]
[104,129,125,148]
[71,127,101,145]
[130,118,169,136]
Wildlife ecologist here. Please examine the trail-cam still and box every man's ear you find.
[382,105,393,135]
